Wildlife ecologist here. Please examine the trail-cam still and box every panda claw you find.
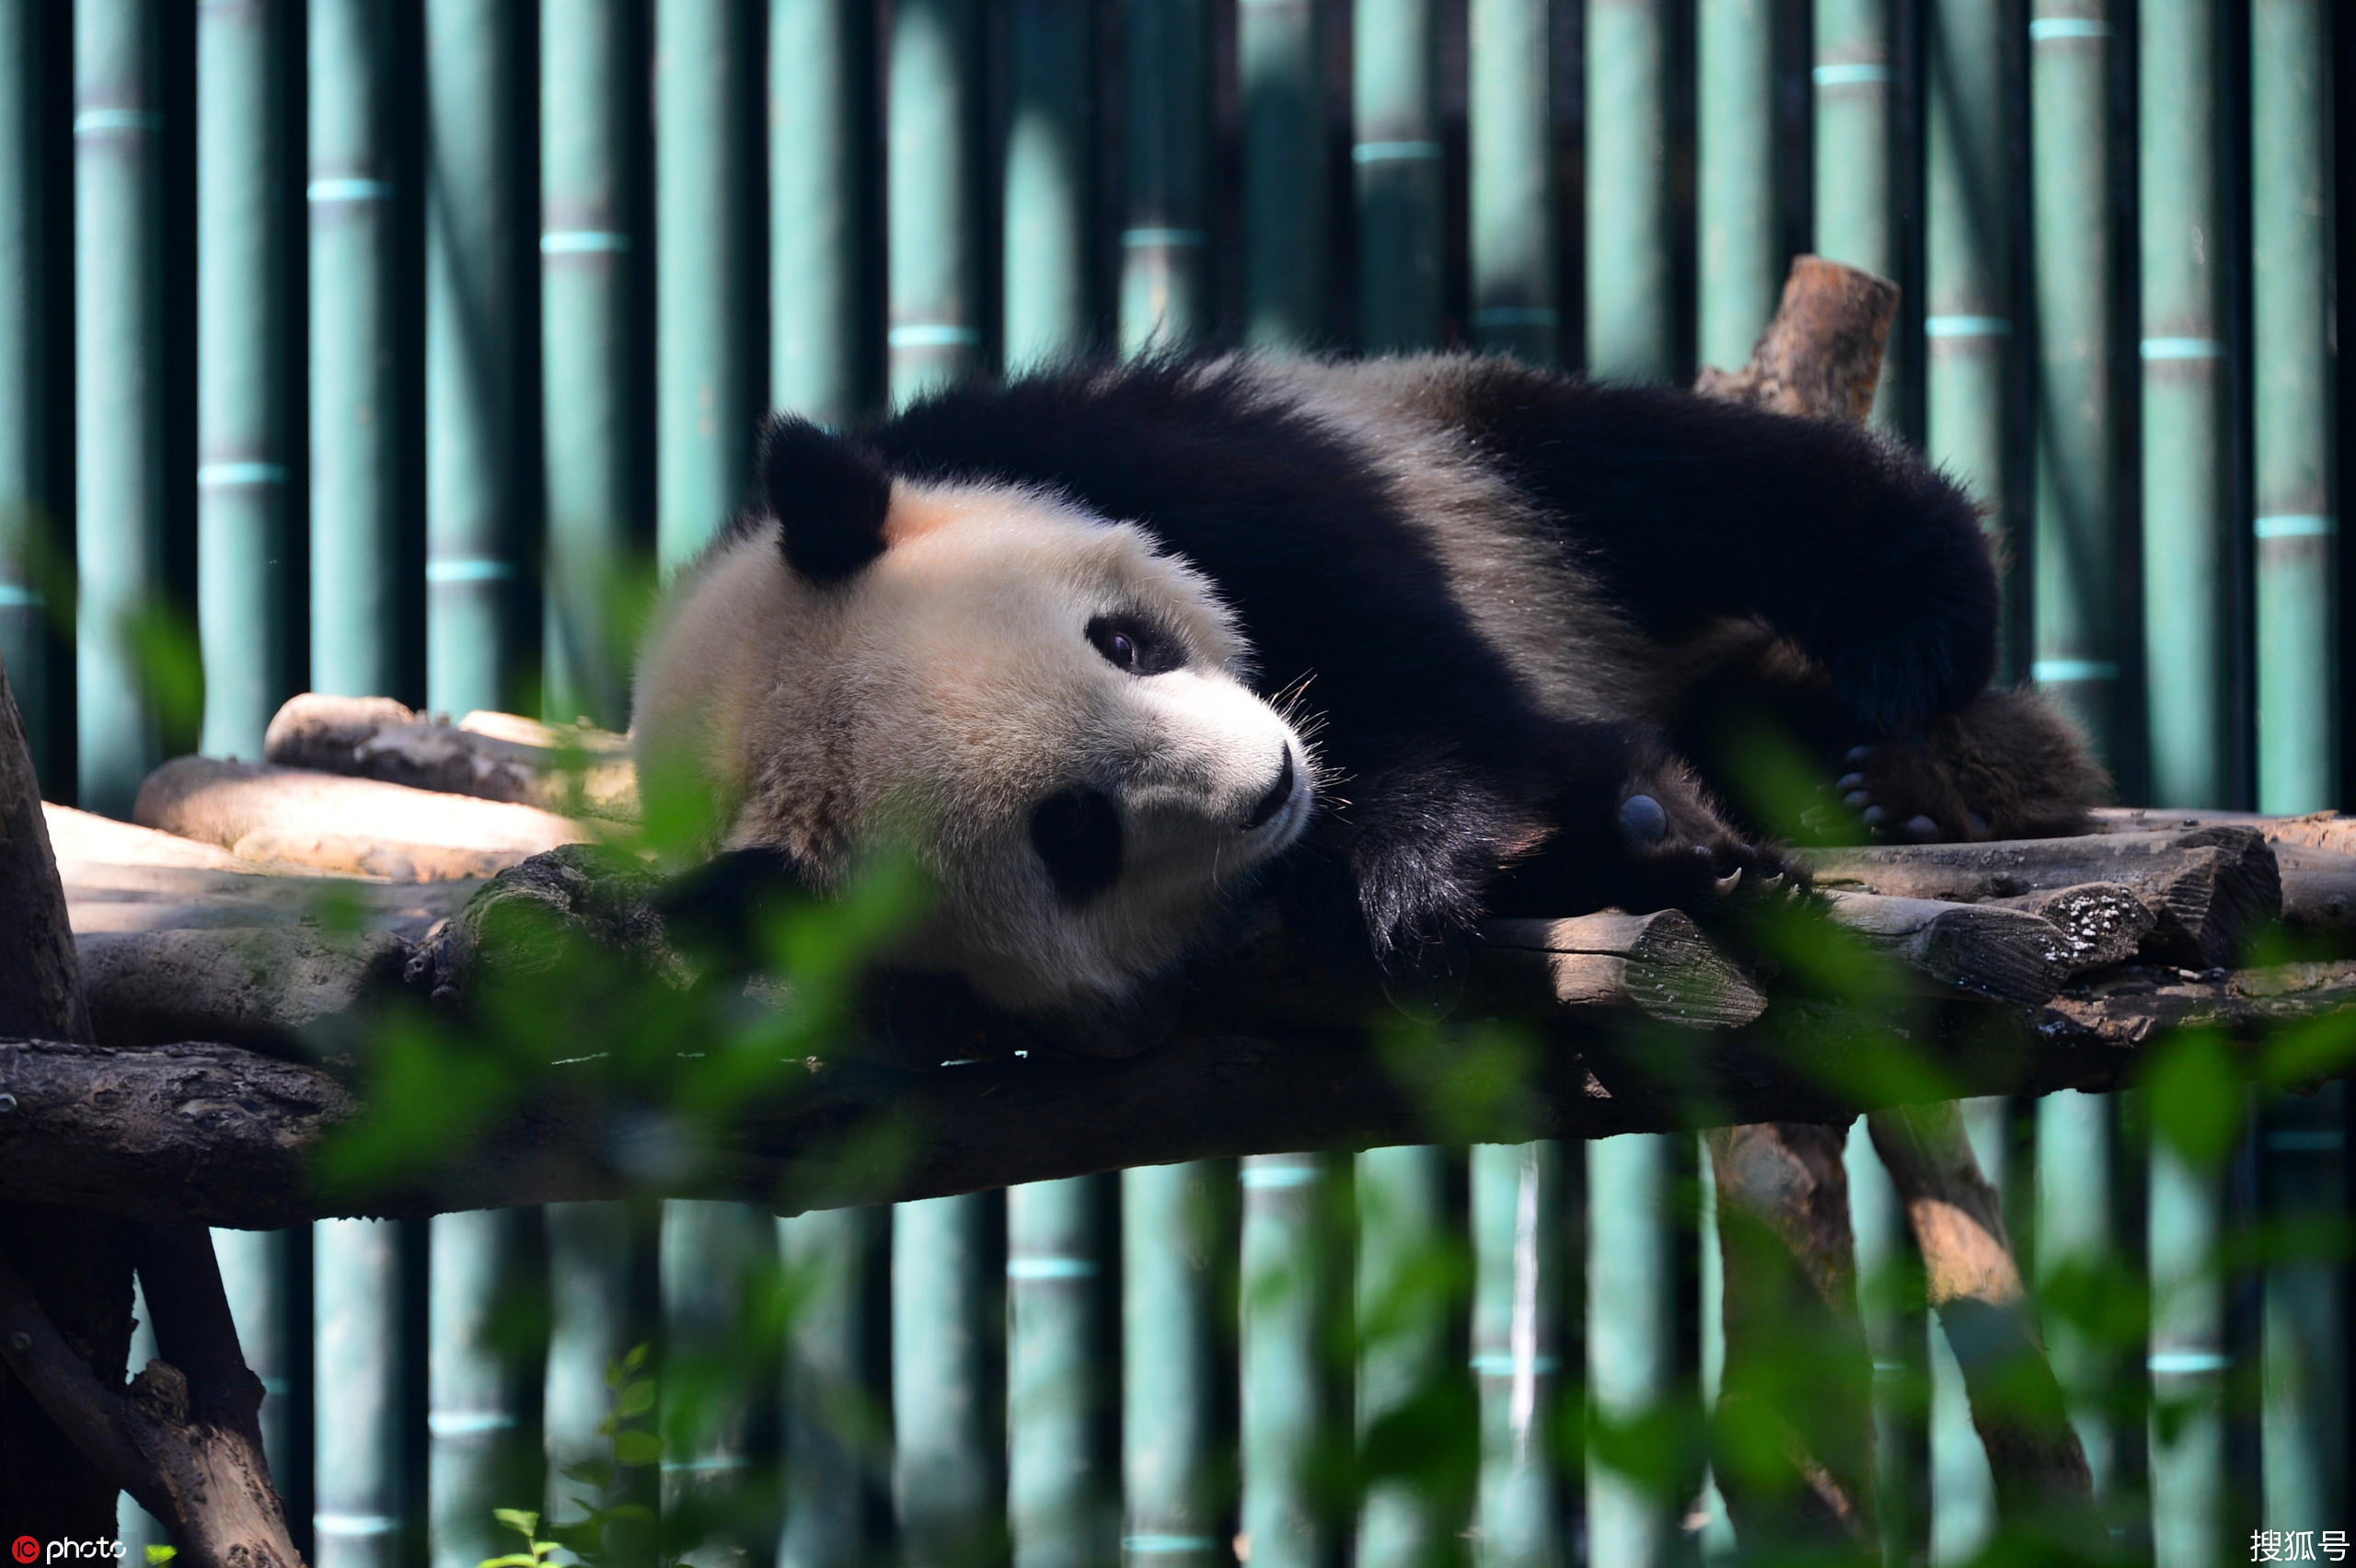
[1900,813,1940,842]
[1842,790,1870,810]
[1860,805,1888,827]
[1799,805,1834,831]
[1835,772,1865,793]
[1714,867,1743,895]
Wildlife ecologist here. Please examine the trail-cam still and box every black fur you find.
[760,415,894,584]
[753,356,2050,976]
[1030,786,1125,905]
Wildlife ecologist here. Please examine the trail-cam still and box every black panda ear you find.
[759,414,894,585]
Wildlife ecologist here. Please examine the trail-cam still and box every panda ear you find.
[758,414,894,585]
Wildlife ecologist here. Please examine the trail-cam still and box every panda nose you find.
[1242,745,1296,830]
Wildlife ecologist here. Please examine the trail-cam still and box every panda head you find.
[631,415,1317,1018]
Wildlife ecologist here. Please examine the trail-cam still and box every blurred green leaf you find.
[2144,1028,2246,1169]
[612,1427,664,1467]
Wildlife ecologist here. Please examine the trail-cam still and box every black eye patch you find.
[1030,786,1124,905]
[1086,612,1188,676]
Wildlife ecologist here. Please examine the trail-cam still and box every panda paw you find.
[1617,791,1803,911]
[1802,742,1988,845]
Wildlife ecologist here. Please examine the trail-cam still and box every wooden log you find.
[133,755,596,881]
[1819,892,2073,1002]
[1476,911,1769,1026]
[1692,254,1900,424]
[1864,1102,2096,1519]
[76,928,415,1052]
[6,960,2356,1228]
[1802,826,2283,967]
[262,692,638,819]
[1994,882,2157,972]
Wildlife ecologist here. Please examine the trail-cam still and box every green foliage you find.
[480,1345,675,1568]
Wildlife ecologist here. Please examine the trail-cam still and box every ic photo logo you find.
[8,1543,126,1564]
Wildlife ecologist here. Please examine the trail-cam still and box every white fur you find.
[632,479,1312,1012]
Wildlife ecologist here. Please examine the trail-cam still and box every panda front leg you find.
[1609,744,1795,909]
[1823,686,2109,843]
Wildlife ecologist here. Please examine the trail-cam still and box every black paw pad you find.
[1619,793,1669,848]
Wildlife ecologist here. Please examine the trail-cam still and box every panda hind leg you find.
[1830,686,2108,843]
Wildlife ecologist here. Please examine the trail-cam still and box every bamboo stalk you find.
[2139,0,2235,809]
[1845,1119,1928,1564]
[1814,0,1900,424]
[661,1198,779,1560]
[429,1209,542,1568]
[2256,1086,2347,1536]
[1924,0,2022,677]
[895,1192,1001,1568]
[1354,1145,1454,1568]
[2249,0,2337,811]
[2032,1090,2119,1495]
[1241,1154,1329,1568]
[307,0,405,705]
[544,1201,656,1553]
[75,0,166,818]
[780,1206,875,1568]
[0,0,49,783]
[315,1217,410,1568]
[887,0,983,404]
[1467,0,1556,363]
[1004,0,1091,371]
[1117,0,1209,354]
[771,0,878,422]
[1122,1162,1225,1568]
[2147,1123,2232,1568]
[1586,0,1671,378]
[1696,0,1782,373]
[1352,0,1439,351]
[213,1226,306,1517]
[2028,0,2122,771]
[1475,1142,1564,1568]
[539,0,639,730]
[1009,1177,1104,1568]
[1241,0,1324,350]
[197,0,294,763]
[1588,1135,1675,1565]
[424,0,527,717]
[655,0,757,570]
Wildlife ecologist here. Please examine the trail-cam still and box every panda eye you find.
[1086,613,1184,675]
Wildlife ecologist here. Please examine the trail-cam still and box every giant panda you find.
[631,353,2103,1052]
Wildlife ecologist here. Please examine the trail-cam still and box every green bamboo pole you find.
[1468,0,1556,362]
[546,1202,657,1548]
[1241,1155,1328,1568]
[2149,1113,2235,1568]
[316,1217,409,1568]
[1123,1162,1224,1568]
[887,0,983,405]
[216,1226,306,1517]
[2028,0,2121,770]
[1692,1138,1734,1562]
[1814,0,1900,423]
[2250,0,2337,811]
[656,0,757,571]
[2140,0,2233,809]
[1587,0,1671,378]
[1696,0,1782,373]
[0,0,48,781]
[1004,0,1091,371]
[1009,1177,1105,1568]
[1588,1136,1673,1566]
[1118,0,1209,354]
[1241,0,1324,350]
[1846,1120,1927,1564]
[771,0,876,422]
[895,1193,1001,1568]
[1476,1143,1563,1568]
[431,1210,543,1568]
[1929,1099,2007,1562]
[197,0,294,762]
[781,1208,874,1568]
[540,0,637,730]
[2258,1087,2347,1535]
[308,0,403,703]
[662,1199,779,1561]
[1352,0,1439,351]
[1926,0,2022,677]
[74,0,164,818]
[424,0,526,717]
[1356,1146,1451,1568]
[2034,1090,2120,1496]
